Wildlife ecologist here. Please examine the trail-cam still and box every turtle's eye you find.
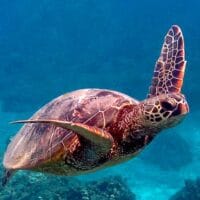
[161,101,175,111]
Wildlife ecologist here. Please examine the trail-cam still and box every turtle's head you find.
[141,25,190,130]
[142,93,189,130]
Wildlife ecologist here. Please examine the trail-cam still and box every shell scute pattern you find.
[4,89,137,170]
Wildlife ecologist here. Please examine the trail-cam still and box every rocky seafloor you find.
[0,170,136,200]
[2,171,200,200]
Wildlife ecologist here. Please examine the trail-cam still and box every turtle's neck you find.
[108,104,143,142]
[108,103,160,155]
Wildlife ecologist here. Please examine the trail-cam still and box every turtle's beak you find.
[172,100,189,117]
[182,101,189,114]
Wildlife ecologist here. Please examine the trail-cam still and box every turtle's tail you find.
[2,169,13,187]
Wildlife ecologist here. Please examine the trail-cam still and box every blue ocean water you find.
[0,0,200,199]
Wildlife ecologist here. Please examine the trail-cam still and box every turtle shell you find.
[3,89,138,173]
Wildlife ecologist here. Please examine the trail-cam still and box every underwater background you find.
[0,0,200,199]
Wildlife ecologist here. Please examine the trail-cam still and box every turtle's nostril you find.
[172,105,182,116]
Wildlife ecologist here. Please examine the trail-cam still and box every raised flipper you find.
[148,25,186,98]
[11,119,114,152]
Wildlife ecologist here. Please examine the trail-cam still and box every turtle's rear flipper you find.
[2,169,13,187]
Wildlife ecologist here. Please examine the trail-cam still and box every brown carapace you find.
[2,25,189,186]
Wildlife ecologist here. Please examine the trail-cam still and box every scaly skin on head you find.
[114,92,189,156]
[140,92,189,130]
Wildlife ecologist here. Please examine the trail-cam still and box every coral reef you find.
[0,167,135,200]
[170,178,200,200]
[140,131,192,170]
[66,176,136,200]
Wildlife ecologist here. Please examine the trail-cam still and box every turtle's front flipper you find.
[2,169,14,187]
[148,25,186,98]
[11,119,114,153]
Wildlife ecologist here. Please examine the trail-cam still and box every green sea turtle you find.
[2,25,189,186]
